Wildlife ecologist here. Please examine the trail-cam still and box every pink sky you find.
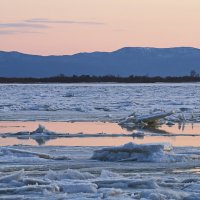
[0,0,200,55]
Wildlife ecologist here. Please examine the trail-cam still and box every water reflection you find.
[0,121,200,147]
[0,121,130,134]
[158,123,200,135]
[173,167,200,174]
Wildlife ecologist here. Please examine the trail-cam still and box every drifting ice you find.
[91,142,187,162]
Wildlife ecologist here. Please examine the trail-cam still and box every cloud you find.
[0,30,17,35]
[0,18,104,35]
[0,29,41,35]
[0,22,48,29]
[0,21,48,35]
[25,18,105,25]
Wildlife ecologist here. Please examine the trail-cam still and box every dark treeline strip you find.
[0,75,200,83]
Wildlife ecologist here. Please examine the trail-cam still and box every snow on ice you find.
[0,143,200,199]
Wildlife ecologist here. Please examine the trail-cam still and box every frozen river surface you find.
[0,83,200,122]
[0,144,200,200]
[1,83,200,199]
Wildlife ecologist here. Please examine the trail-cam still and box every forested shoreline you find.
[0,74,200,83]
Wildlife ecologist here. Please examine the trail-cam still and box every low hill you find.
[0,47,200,77]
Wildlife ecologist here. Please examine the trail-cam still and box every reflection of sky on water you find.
[0,121,130,134]
[158,123,200,134]
[0,121,200,147]
[173,167,200,174]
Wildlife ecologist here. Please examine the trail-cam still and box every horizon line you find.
[0,46,199,57]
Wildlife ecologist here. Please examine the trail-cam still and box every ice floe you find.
[46,169,95,180]
[119,110,176,130]
[0,146,70,161]
[91,142,190,162]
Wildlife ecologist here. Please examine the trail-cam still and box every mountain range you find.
[0,47,200,77]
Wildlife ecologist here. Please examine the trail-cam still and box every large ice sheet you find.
[0,83,199,122]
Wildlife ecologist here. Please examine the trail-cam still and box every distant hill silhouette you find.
[0,47,200,77]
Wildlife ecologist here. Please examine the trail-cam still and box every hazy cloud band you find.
[0,18,104,35]
[25,18,105,25]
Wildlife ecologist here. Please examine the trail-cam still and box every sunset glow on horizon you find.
[0,0,200,55]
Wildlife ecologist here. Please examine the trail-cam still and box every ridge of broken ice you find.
[1,167,200,199]
[31,124,52,134]
[46,169,95,181]
[91,142,189,162]
[0,146,70,161]
[0,145,200,199]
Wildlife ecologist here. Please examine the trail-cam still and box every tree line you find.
[0,74,200,83]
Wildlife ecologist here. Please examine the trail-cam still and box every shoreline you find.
[0,75,200,84]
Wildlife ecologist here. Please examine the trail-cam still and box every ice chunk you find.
[184,194,200,200]
[128,179,159,189]
[132,131,144,137]
[100,170,121,179]
[63,169,95,180]
[135,111,175,123]
[0,195,26,200]
[0,147,51,159]
[182,178,199,183]
[0,184,60,195]
[45,170,59,180]
[166,121,175,126]
[95,179,158,189]
[51,155,71,160]
[46,169,94,180]
[59,182,98,193]
[98,188,125,199]
[139,189,187,200]
[119,111,175,129]
[30,124,56,135]
[183,182,200,193]
[0,170,24,183]
[32,124,48,133]
[106,188,123,196]
[30,124,58,140]
[91,142,182,162]
[22,178,51,185]
[1,124,59,145]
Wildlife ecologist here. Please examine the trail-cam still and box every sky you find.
[0,0,200,55]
